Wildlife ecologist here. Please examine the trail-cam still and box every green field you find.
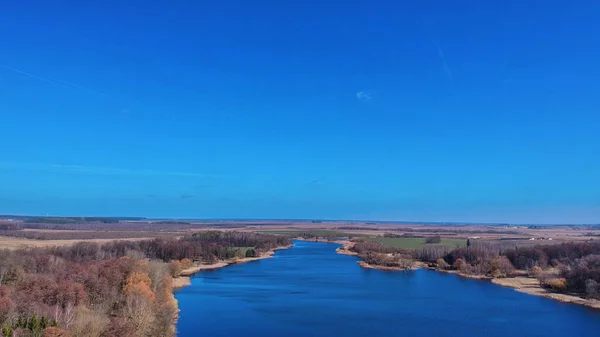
[368,237,466,249]
[233,247,255,255]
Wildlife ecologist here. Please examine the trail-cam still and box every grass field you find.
[257,230,367,238]
[233,247,255,255]
[368,237,466,249]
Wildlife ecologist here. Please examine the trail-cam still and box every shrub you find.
[425,236,441,244]
[546,278,568,291]
[496,256,515,277]
[453,258,468,273]
[245,249,257,258]
[180,258,193,269]
[43,327,72,337]
[168,260,183,278]
[436,258,450,270]
[528,266,543,278]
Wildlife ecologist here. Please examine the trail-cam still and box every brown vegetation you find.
[347,240,415,270]
[434,241,600,299]
[0,231,292,336]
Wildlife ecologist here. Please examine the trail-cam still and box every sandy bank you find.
[491,277,600,309]
[335,241,358,256]
[433,268,492,280]
[425,267,600,309]
[357,260,417,271]
[179,262,229,276]
[172,244,293,289]
[172,276,191,288]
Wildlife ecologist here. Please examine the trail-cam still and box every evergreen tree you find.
[16,316,25,329]
[466,239,471,248]
[28,314,39,332]
[2,326,12,337]
[40,316,48,329]
[245,248,257,258]
[50,319,58,328]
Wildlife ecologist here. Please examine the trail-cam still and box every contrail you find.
[435,42,453,83]
[0,63,109,98]
[0,161,224,178]
[0,64,76,90]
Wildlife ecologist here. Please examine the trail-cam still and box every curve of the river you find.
[175,240,600,337]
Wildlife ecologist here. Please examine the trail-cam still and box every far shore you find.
[331,239,600,309]
[172,244,293,289]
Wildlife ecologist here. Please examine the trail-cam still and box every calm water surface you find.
[176,241,600,337]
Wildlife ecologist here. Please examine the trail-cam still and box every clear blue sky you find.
[1,1,599,223]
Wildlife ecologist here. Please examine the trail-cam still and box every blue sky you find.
[1,1,599,223]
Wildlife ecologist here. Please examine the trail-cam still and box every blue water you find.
[175,241,600,337]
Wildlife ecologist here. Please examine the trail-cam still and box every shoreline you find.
[332,240,600,309]
[172,244,293,289]
[174,240,600,311]
[491,276,600,309]
[356,260,418,271]
[334,240,417,271]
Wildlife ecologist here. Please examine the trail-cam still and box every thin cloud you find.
[0,64,75,90]
[434,42,453,83]
[356,90,374,102]
[0,162,222,178]
[0,63,109,98]
[180,194,194,199]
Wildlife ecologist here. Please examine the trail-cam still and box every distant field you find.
[257,230,367,238]
[368,237,466,249]
[0,236,152,250]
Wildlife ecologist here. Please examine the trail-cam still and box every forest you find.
[351,237,600,299]
[0,231,291,337]
[429,240,600,299]
[349,240,415,268]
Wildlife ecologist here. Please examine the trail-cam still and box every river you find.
[175,240,600,336]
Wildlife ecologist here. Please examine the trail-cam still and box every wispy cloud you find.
[0,162,221,177]
[434,42,453,83]
[356,90,374,102]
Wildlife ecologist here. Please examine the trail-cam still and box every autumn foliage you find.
[0,231,291,336]
[432,240,600,298]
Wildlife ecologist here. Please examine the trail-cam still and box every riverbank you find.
[335,240,358,256]
[172,244,293,289]
[427,267,600,309]
[491,276,600,309]
[333,240,419,271]
[333,240,600,309]
[356,260,418,271]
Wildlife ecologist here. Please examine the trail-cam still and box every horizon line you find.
[0,213,597,226]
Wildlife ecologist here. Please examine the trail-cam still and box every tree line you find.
[0,231,292,336]
[433,240,600,299]
[350,237,600,299]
